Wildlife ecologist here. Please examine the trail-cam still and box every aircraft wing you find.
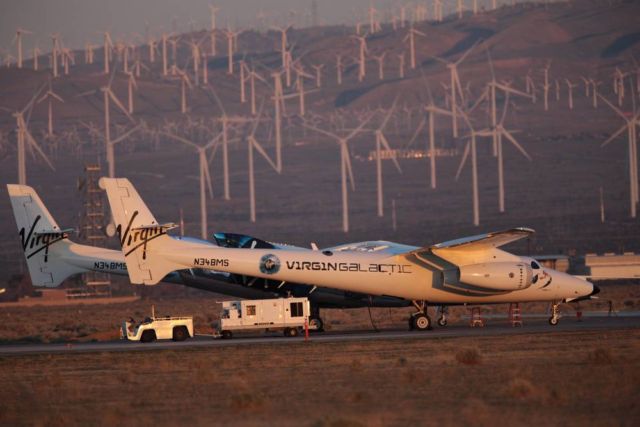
[428,227,534,252]
[401,228,534,266]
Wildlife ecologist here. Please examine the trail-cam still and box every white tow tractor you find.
[216,297,312,339]
[121,306,194,343]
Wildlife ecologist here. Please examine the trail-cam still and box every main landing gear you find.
[437,306,449,327]
[409,300,432,331]
[549,302,560,326]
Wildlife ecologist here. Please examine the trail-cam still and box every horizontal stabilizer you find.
[34,228,74,236]
[132,223,178,232]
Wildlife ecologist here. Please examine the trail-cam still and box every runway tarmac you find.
[1,314,638,356]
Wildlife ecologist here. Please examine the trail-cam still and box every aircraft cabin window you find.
[531,261,541,269]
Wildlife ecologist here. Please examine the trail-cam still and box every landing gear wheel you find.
[437,316,447,327]
[221,330,233,339]
[412,314,431,331]
[548,316,559,326]
[309,317,324,332]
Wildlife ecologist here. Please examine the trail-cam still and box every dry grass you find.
[0,329,639,426]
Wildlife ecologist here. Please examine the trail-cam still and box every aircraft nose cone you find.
[590,285,600,296]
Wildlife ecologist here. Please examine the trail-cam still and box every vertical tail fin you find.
[7,184,85,287]
[99,177,184,285]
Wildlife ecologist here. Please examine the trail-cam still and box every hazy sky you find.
[0,0,378,52]
[0,0,504,54]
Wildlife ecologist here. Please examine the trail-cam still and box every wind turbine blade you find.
[23,83,47,126]
[601,124,627,147]
[405,116,426,149]
[342,143,356,191]
[107,64,117,88]
[346,112,374,141]
[495,82,531,99]
[110,124,141,145]
[380,133,402,173]
[502,128,531,160]
[206,84,226,115]
[469,86,488,113]
[250,98,266,136]
[108,90,136,123]
[455,141,470,181]
[205,131,224,150]
[598,93,628,121]
[303,123,341,140]
[499,91,510,125]
[486,49,495,81]
[50,91,65,103]
[24,128,55,171]
[203,154,214,198]
[162,131,199,149]
[454,72,465,104]
[251,136,278,172]
[378,96,398,131]
[455,41,478,66]
[432,56,449,65]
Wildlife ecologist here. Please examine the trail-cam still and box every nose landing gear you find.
[549,302,560,326]
[409,300,432,331]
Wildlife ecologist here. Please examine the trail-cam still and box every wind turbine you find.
[455,108,484,226]
[246,108,279,223]
[32,45,41,71]
[50,34,61,78]
[488,93,532,213]
[102,31,114,74]
[311,64,325,88]
[223,28,242,74]
[542,62,551,111]
[85,71,139,178]
[272,25,291,70]
[304,114,373,232]
[162,132,221,238]
[12,85,55,184]
[408,97,453,190]
[37,80,64,138]
[209,5,219,56]
[13,28,32,69]
[374,102,402,217]
[485,51,532,156]
[565,79,577,110]
[599,93,639,218]
[351,34,368,82]
[372,52,386,80]
[125,71,137,114]
[336,54,344,85]
[433,42,477,138]
[172,66,193,114]
[404,26,425,70]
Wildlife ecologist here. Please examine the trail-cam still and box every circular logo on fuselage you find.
[259,254,281,275]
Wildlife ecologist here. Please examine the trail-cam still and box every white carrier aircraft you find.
[100,177,598,330]
[7,184,409,330]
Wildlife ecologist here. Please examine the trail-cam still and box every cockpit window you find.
[531,261,540,269]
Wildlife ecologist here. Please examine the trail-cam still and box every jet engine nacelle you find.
[459,262,533,291]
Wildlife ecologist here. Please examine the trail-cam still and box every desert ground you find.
[0,328,638,426]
